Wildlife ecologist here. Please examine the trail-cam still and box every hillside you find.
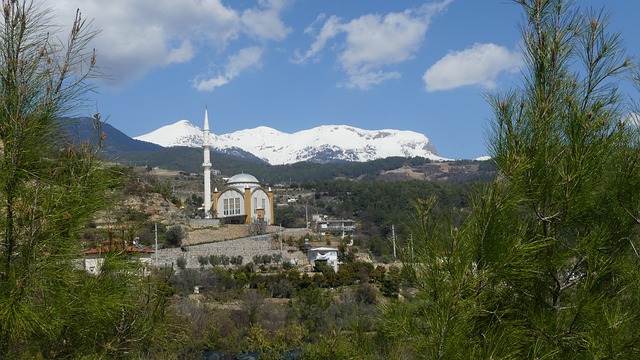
[112,147,495,185]
[60,117,163,153]
[59,117,495,184]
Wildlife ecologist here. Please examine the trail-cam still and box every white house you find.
[316,219,356,238]
[308,247,339,272]
[83,239,154,275]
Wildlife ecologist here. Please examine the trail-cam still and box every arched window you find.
[223,197,242,215]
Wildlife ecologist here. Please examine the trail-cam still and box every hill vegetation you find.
[110,143,495,184]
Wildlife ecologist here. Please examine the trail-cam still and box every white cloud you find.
[241,0,291,41]
[292,14,342,64]
[164,40,195,65]
[45,0,289,89]
[194,46,264,91]
[340,70,401,90]
[423,43,522,92]
[294,0,453,90]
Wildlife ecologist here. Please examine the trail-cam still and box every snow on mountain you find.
[134,120,203,147]
[134,121,447,165]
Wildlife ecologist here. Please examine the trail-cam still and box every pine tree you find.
[0,2,177,358]
[381,0,640,358]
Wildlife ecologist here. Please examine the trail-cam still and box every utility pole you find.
[280,223,283,255]
[392,224,397,258]
[410,233,414,263]
[154,222,158,267]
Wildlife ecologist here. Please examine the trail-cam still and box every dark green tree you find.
[0,1,176,357]
[165,224,184,247]
[381,0,640,358]
[0,0,103,356]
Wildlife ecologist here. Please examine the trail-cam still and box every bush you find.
[176,256,187,270]
[268,279,294,298]
[234,271,249,287]
[165,225,184,247]
[209,254,231,266]
[252,254,282,265]
[355,283,377,304]
[230,255,243,266]
[380,277,399,299]
[197,255,208,267]
[313,262,333,275]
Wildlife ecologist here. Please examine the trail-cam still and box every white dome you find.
[227,173,259,184]
[226,173,261,189]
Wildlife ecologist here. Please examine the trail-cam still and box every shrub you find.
[230,255,243,266]
[176,256,187,270]
[268,279,294,298]
[197,255,208,268]
[355,283,377,305]
[165,224,184,247]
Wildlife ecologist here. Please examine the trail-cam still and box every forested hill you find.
[112,145,495,184]
[60,116,495,184]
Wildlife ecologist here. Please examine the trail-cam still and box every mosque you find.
[201,109,274,225]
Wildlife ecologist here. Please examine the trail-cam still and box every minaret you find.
[203,108,212,218]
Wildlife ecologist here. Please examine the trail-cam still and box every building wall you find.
[316,219,356,238]
[214,187,274,225]
[251,188,272,225]
[308,248,339,272]
[216,189,246,217]
[84,257,101,275]
[84,255,153,275]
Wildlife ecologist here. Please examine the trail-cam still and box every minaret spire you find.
[204,106,210,135]
[203,107,212,218]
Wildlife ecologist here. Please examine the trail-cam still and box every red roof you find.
[83,239,154,255]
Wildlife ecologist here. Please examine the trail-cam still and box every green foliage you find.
[165,224,184,247]
[380,1,640,358]
[274,206,306,228]
[198,255,209,267]
[0,2,130,357]
[287,286,332,334]
[0,1,185,355]
[267,279,294,298]
[169,267,242,299]
[355,283,377,305]
[231,255,244,266]
[307,178,476,258]
[252,253,282,265]
[380,266,401,299]
[116,151,435,184]
[312,261,334,275]
[176,256,187,270]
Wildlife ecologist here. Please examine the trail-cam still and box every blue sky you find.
[48,0,640,159]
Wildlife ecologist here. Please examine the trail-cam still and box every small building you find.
[308,247,339,272]
[83,239,154,275]
[212,173,275,225]
[316,219,356,238]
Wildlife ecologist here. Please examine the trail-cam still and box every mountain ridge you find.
[134,120,447,165]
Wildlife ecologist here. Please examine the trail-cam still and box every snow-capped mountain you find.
[134,120,447,165]
[135,120,202,147]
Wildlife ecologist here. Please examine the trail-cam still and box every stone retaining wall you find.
[155,233,307,269]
